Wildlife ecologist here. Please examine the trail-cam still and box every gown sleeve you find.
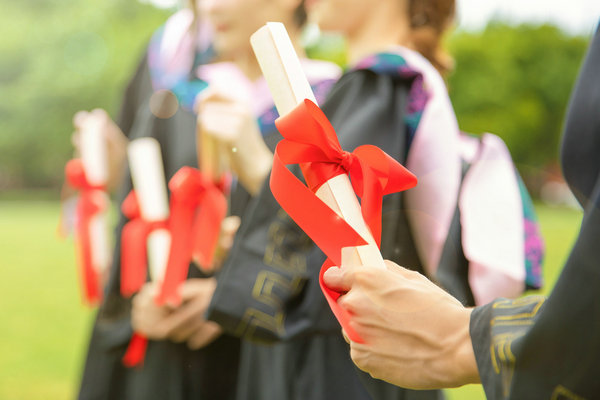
[470,26,600,399]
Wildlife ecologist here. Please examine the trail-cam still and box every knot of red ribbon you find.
[271,99,417,342]
[274,99,417,247]
[340,151,354,172]
[65,159,107,305]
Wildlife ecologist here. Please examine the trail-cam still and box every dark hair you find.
[408,0,455,75]
[294,1,307,27]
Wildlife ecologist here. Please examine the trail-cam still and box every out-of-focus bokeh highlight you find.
[0,1,596,399]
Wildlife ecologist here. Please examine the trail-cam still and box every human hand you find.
[322,260,480,389]
[131,279,222,349]
[72,108,128,192]
[131,282,173,340]
[176,279,223,349]
[196,88,272,195]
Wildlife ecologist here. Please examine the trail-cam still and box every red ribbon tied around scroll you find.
[121,167,228,367]
[120,191,168,297]
[270,99,417,342]
[65,159,107,305]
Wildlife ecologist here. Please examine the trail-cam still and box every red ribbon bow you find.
[121,167,228,367]
[65,159,107,305]
[271,99,417,342]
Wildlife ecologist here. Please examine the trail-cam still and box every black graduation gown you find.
[470,25,600,399]
[208,67,445,399]
[77,53,240,400]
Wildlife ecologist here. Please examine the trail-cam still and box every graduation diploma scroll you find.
[251,23,417,341]
[64,117,111,305]
[122,137,171,367]
[127,138,171,284]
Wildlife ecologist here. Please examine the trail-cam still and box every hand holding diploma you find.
[322,261,479,389]
[64,110,114,304]
[196,87,273,196]
[251,22,417,341]
[122,138,231,365]
[121,137,171,366]
[132,279,222,350]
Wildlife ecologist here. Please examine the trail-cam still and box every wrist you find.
[237,144,273,195]
[449,307,480,386]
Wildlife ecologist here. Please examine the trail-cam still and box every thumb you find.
[322,265,354,292]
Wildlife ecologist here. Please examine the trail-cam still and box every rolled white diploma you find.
[127,138,171,283]
[251,22,385,269]
[80,117,111,276]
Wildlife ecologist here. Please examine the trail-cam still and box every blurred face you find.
[305,0,372,34]
[201,0,301,57]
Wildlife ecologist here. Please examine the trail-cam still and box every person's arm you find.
[196,89,273,196]
[322,260,480,389]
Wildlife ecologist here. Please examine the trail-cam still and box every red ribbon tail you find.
[75,195,102,305]
[120,220,149,297]
[319,260,364,343]
[192,188,227,270]
[354,159,385,247]
[155,202,194,306]
[122,332,148,368]
[270,150,366,266]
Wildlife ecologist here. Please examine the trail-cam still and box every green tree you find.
[0,0,171,190]
[447,23,590,183]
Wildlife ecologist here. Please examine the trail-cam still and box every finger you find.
[187,322,222,350]
[90,108,108,120]
[198,112,241,142]
[349,342,371,374]
[384,259,407,273]
[195,86,219,107]
[337,290,362,314]
[139,281,159,298]
[383,260,422,282]
[219,215,241,249]
[341,328,350,344]
[169,316,205,343]
[222,215,241,234]
[162,296,209,337]
[197,86,239,107]
[322,266,354,292]
[73,111,89,128]
[178,278,216,301]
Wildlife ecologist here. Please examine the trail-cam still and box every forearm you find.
[233,141,273,196]
[445,307,480,388]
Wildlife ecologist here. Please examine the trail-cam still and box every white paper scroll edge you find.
[127,137,171,282]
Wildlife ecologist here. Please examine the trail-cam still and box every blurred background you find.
[0,0,598,399]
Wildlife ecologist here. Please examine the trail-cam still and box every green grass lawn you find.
[0,200,583,399]
[0,200,95,400]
